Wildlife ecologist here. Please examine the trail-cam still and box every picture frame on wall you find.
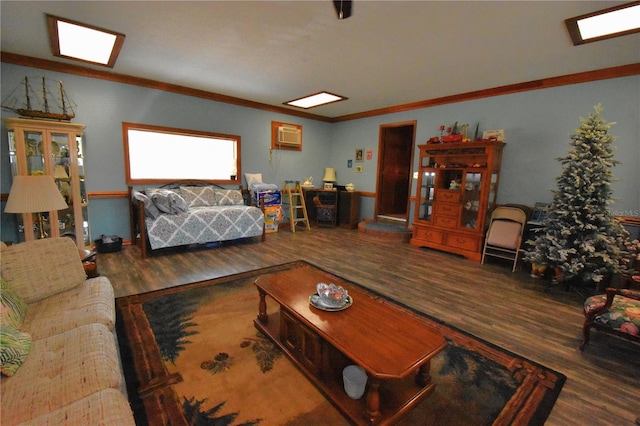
[355,165,363,173]
[355,148,363,162]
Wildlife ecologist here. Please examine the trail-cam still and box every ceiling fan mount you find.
[333,0,353,20]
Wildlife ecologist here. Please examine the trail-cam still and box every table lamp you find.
[323,167,337,183]
[4,175,69,239]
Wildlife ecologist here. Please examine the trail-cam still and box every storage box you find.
[482,129,506,142]
[264,205,284,233]
[94,235,122,253]
[254,190,281,207]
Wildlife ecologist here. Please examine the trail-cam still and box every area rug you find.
[116,260,565,426]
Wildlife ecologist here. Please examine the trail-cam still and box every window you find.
[123,122,240,185]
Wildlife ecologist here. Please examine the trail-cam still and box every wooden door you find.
[375,121,416,220]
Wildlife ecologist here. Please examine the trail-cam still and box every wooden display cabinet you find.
[5,118,90,248]
[410,140,505,261]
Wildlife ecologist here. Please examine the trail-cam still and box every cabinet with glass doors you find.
[4,118,90,247]
[410,140,505,261]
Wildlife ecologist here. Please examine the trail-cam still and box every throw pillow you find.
[215,189,245,206]
[180,186,217,207]
[244,173,263,189]
[148,189,189,214]
[0,325,32,376]
[132,190,160,219]
[0,277,28,330]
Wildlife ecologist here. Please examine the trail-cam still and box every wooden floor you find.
[100,227,640,425]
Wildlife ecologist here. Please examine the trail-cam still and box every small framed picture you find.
[355,165,363,173]
[366,150,373,160]
[324,183,334,189]
[355,148,364,162]
[347,159,353,168]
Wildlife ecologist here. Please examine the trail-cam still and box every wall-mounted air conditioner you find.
[278,126,302,146]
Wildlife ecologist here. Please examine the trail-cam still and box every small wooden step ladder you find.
[283,180,310,232]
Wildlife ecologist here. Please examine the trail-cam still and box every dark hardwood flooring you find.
[100,227,640,425]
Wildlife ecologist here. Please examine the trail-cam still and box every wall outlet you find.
[413,172,419,179]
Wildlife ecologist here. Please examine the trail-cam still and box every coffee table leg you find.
[366,380,381,423]
[416,360,432,387]
[257,288,268,323]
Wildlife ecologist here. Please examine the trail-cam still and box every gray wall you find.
[2,62,638,243]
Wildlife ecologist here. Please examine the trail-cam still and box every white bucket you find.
[343,365,368,399]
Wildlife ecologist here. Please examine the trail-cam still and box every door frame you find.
[374,120,417,222]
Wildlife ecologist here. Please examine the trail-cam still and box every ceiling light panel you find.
[566,2,640,45]
[285,91,347,109]
[47,15,125,67]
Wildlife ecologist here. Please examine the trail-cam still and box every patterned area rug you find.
[116,260,565,425]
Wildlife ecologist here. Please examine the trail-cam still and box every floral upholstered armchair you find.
[580,283,640,350]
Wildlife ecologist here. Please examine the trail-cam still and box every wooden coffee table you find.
[254,264,447,425]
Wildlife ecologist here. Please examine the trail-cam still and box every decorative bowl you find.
[316,283,349,308]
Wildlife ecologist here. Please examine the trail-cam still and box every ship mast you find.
[23,76,31,110]
[60,81,67,115]
[42,76,50,113]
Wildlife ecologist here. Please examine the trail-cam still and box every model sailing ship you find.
[1,76,76,121]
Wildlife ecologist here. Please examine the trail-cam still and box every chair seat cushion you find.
[584,294,640,337]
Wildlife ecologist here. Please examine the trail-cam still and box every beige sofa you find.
[0,238,135,425]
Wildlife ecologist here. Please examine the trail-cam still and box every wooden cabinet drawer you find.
[413,226,443,244]
[434,215,458,228]
[434,203,459,216]
[436,190,460,203]
[445,233,480,251]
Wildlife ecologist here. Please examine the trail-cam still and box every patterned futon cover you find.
[145,205,264,250]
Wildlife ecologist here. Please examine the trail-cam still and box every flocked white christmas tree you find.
[525,104,630,285]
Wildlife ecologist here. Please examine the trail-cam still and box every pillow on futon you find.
[180,186,217,207]
[215,189,245,206]
[147,189,188,214]
[132,190,160,219]
[244,173,263,189]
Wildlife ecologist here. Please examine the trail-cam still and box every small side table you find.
[80,249,99,278]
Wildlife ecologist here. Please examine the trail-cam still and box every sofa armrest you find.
[0,238,87,304]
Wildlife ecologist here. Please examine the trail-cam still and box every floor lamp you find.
[4,175,69,239]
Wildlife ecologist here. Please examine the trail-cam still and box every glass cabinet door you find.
[460,171,482,229]
[419,171,436,221]
[24,131,45,175]
[5,118,89,247]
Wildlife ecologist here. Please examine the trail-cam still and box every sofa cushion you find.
[16,388,136,426]
[0,323,121,425]
[0,238,87,304]
[0,325,32,377]
[22,276,115,340]
[215,189,245,206]
[180,185,217,207]
[1,277,28,330]
[147,188,188,214]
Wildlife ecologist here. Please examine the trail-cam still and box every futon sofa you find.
[0,238,135,425]
[129,182,265,258]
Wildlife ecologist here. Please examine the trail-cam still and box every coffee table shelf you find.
[253,264,446,425]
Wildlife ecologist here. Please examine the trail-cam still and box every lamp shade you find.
[323,167,337,182]
[5,175,68,213]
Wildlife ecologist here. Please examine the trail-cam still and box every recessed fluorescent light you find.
[285,91,347,109]
[47,14,125,68]
[565,1,640,45]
